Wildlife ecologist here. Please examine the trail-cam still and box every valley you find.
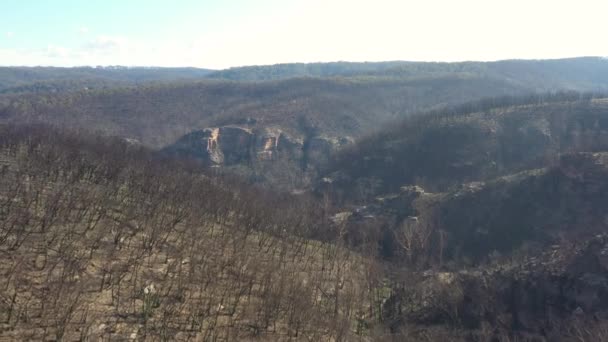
[2,58,608,341]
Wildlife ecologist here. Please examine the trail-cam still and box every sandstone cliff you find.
[164,126,351,186]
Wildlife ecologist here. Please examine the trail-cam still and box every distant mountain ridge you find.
[0,66,215,94]
[3,57,608,189]
[3,57,608,94]
[0,75,527,148]
[205,57,608,91]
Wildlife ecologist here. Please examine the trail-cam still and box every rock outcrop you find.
[383,233,608,338]
[205,126,254,164]
[165,126,254,165]
[331,152,608,265]
[165,126,351,171]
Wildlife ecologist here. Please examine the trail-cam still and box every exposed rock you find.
[374,185,428,217]
[330,212,352,225]
[123,137,141,145]
[164,126,351,177]
[206,126,254,165]
[162,127,232,164]
[256,128,302,161]
[405,152,608,262]
[166,126,254,165]
[33,253,46,270]
[385,233,608,335]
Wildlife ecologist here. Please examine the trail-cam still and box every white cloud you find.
[0,47,75,67]
[79,27,89,34]
[45,45,71,58]
[2,0,608,68]
[190,0,608,67]
[5,31,14,39]
[85,35,128,52]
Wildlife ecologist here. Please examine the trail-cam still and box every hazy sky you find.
[1,0,607,69]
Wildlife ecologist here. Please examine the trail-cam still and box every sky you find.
[1,0,607,69]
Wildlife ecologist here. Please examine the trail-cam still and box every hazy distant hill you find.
[3,58,608,190]
[0,66,214,94]
[5,57,608,95]
[0,75,527,148]
[205,61,409,80]
[206,57,608,92]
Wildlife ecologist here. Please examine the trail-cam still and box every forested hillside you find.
[0,74,531,190]
[0,75,527,147]
[4,116,608,340]
[0,124,385,341]
[3,58,608,191]
[207,57,608,92]
[325,93,608,200]
[3,59,608,340]
[314,95,608,339]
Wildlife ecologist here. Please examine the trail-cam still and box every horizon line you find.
[1,56,606,71]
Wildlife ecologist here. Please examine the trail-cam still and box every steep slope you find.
[437,152,608,260]
[358,152,608,261]
[327,152,608,340]
[327,149,608,267]
[0,125,383,341]
[382,232,608,340]
[3,58,608,191]
[325,94,608,201]
[0,75,529,191]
